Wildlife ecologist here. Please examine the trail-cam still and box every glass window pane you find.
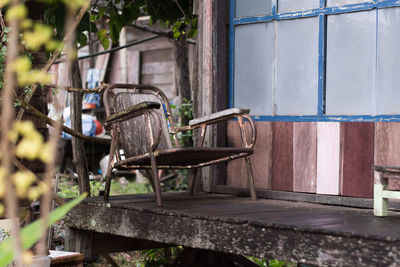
[278,0,319,13]
[377,7,400,114]
[326,11,376,115]
[275,17,319,115]
[327,0,372,7]
[234,23,274,115]
[235,0,271,18]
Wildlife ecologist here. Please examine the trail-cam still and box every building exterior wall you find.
[223,1,400,199]
[225,121,400,199]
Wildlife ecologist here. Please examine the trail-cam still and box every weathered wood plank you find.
[317,122,341,195]
[141,62,175,75]
[128,50,140,84]
[141,73,174,85]
[293,122,317,193]
[189,108,249,127]
[141,48,173,62]
[375,122,400,190]
[108,52,121,83]
[271,122,293,191]
[66,194,400,266]
[226,121,272,189]
[341,122,374,198]
[115,92,172,157]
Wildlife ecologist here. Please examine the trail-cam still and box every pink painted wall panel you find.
[316,122,341,195]
[293,122,317,193]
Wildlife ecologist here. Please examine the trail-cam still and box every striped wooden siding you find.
[226,121,273,189]
[226,121,391,198]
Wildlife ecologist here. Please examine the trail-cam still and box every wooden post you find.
[64,228,94,261]
[196,0,228,191]
[69,60,90,195]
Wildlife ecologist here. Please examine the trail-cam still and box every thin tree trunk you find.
[173,35,192,147]
[69,60,90,195]
[173,35,191,101]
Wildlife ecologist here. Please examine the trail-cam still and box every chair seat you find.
[114,147,253,169]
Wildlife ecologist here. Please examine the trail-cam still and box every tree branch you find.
[43,82,109,94]
[20,101,111,145]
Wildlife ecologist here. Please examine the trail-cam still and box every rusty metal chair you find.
[373,165,400,216]
[103,83,257,206]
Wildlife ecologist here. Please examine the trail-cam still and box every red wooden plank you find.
[226,121,272,189]
[293,122,317,193]
[341,122,374,198]
[375,123,400,190]
[271,122,293,191]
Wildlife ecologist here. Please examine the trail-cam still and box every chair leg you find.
[188,169,198,195]
[244,156,257,201]
[104,134,118,203]
[149,152,163,207]
[374,183,388,216]
[144,169,156,192]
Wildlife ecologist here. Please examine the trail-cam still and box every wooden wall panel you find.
[375,123,400,190]
[293,122,317,193]
[316,122,341,195]
[341,122,374,198]
[271,122,293,191]
[226,121,272,189]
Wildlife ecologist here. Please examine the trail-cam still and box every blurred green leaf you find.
[0,193,87,266]
[98,29,109,50]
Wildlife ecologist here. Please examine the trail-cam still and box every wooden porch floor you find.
[65,192,400,266]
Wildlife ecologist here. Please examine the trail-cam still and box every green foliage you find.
[43,2,96,47]
[94,0,144,45]
[247,257,296,267]
[141,247,183,267]
[57,178,103,198]
[57,177,150,198]
[178,98,193,147]
[97,28,109,50]
[0,193,87,267]
[110,180,150,195]
[91,0,197,46]
[0,26,9,90]
[172,17,198,40]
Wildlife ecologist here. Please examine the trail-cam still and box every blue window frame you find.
[229,0,400,122]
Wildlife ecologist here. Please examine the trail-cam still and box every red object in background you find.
[84,103,97,110]
[94,120,104,135]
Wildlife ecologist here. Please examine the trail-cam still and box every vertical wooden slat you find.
[271,122,293,191]
[293,122,317,193]
[226,121,272,189]
[375,122,400,190]
[316,122,341,195]
[341,122,374,198]
[128,50,140,84]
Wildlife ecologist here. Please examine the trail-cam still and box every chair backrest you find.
[104,84,179,159]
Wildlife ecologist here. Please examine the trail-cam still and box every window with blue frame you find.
[230,0,400,121]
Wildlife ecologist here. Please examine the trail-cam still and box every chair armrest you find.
[104,101,160,127]
[373,165,400,174]
[188,108,250,129]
